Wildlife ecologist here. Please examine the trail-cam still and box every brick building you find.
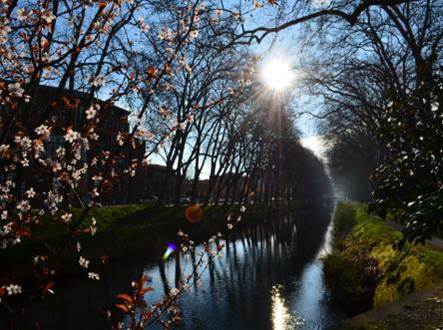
[2,85,179,205]
[37,86,142,205]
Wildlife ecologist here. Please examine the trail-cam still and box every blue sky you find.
[246,14,323,140]
[249,22,328,162]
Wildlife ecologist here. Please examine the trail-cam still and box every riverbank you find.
[2,201,337,329]
[325,202,443,328]
[344,282,443,329]
[0,200,312,281]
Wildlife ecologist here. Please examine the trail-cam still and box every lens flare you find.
[163,243,177,260]
[185,204,204,223]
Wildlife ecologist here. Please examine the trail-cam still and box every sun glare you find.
[271,285,295,330]
[261,58,295,91]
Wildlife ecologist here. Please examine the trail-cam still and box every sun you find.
[261,58,295,91]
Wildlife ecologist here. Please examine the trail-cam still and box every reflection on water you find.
[10,204,339,329]
[271,285,304,330]
[144,204,338,329]
[291,261,329,328]
[316,213,334,259]
[289,213,336,329]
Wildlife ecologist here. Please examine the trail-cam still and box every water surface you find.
[16,204,339,329]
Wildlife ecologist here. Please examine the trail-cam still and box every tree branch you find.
[231,0,416,45]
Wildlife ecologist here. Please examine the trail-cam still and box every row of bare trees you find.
[130,8,333,206]
[140,50,331,205]
[0,0,259,326]
[301,0,442,240]
[3,0,423,326]
[0,0,335,326]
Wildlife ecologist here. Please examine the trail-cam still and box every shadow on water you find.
[6,203,340,329]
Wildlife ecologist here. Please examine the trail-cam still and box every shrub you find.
[325,202,443,315]
[324,249,379,315]
[333,202,358,242]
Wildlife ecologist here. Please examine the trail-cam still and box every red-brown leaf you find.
[19,229,31,237]
[140,287,153,295]
[43,281,55,294]
[115,304,130,313]
[116,293,133,303]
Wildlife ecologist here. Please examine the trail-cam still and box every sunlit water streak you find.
[17,205,340,329]
[271,284,305,330]
[141,205,339,329]
[289,206,336,329]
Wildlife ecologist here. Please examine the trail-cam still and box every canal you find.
[22,203,341,329]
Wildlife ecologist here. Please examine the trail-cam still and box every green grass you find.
[1,200,307,277]
[332,201,358,239]
[0,204,157,270]
[324,202,443,314]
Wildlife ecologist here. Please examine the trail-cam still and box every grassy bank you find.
[324,202,443,317]
[0,201,306,279]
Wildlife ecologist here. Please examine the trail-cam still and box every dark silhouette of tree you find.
[370,73,443,243]
[300,1,442,241]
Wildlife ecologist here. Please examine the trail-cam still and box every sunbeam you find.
[261,58,295,91]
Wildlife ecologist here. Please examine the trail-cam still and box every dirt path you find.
[340,282,443,329]
[338,219,443,329]
[427,237,443,251]
[383,220,443,251]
